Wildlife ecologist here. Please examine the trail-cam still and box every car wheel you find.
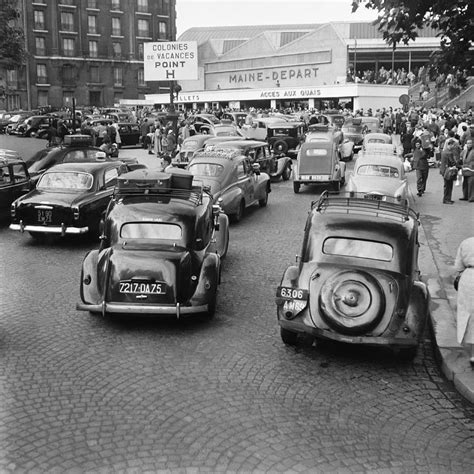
[293,182,300,193]
[282,164,291,181]
[231,200,245,223]
[273,140,289,155]
[259,188,268,207]
[318,270,385,335]
[280,327,299,346]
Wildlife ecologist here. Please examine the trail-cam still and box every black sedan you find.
[10,161,125,240]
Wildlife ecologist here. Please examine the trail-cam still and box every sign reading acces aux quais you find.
[144,41,198,81]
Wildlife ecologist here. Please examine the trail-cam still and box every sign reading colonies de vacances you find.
[143,41,198,81]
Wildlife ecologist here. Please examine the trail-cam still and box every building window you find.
[36,64,48,84]
[112,17,121,36]
[35,37,46,56]
[163,0,170,13]
[60,12,75,31]
[137,19,149,37]
[89,66,100,83]
[111,0,121,11]
[37,90,49,107]
[62,38,75,57]
[89,40,98,58]
[34,10,45,29]
[88,15,97,34]
[63,92,74,108]
[6,69,18,87]
[137,43,144,60]
[137,0,148,13]
[62,65,75,84]
[138,68,145,86]
[87,0,98,8]
[114,67,123,86]
[112,42,122,58]
[114,93,122,105]
[158,21,167,39]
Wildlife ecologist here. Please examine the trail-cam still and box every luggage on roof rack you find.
[63,134,94,147]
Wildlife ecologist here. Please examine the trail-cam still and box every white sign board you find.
[144,41,198,81]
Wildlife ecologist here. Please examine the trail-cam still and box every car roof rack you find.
[114,169,207,206]
[312,191,418,222]
[193,148,242,161]
[63,134,94,148]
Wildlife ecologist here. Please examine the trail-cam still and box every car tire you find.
[280,327,299,346]
[231,200,245,223]
[259,188,268,207]
[273,140,289,155]
[293,182,300,193]
[333,180,341,193]
[282,164,291,181]
[318,270,385,335]
[397,346,418,361]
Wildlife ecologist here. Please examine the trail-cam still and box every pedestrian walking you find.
[412,141,429,196]
[460,139,474,202]
[439,139,459,204]
[453,236,474,366]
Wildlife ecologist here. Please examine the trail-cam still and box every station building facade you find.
[131,21,441,112]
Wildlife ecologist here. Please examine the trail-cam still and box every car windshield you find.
[323,237,393,261]
[188,163,224,177]
[37,171,93,191]
[121,222,182,239]
[357,164,400,178]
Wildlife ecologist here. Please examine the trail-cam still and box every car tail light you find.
[73,206,80,220]
[10,202,16,218]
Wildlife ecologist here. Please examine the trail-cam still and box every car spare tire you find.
[318,270,385,335]
[273,140,289,154]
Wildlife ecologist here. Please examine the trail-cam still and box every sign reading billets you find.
[144,41,198,81]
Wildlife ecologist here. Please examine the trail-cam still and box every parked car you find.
[308,112,345,129]
[209,139,292,181]
[362,132,392,149]
[266,122,306,157]
[305,124,354,162]
[76,168,229,319]
[346,154,408,203]
[24,134,142,187]
[221,111,248,127]
[192,113,221,133]
[241,117,286,142]
[0,149,32,220]
[5,112,34,135]
[10,161,129,240]
[359,116,382,134]
[276,191,429,359]
[117,122,141,147]
[173,135,213,168]
[188,148,271,222]
[341,118,365,151]
[293,140,346,193]
[16,115,52,137]
[0,113,14,133]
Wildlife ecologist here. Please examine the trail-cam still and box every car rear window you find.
[188,163,223,177]
[323,237,393,261]
[357,165,400,178]
[304,148,328,156]
[38,171,93,191]
[120,222,182,240]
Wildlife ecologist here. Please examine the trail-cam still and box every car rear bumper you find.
[76,301,208,317]
[279,319,418,347]
[10,223,89,235]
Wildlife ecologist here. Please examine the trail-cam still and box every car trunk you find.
[106,246,195,306]
[299,154,333,176]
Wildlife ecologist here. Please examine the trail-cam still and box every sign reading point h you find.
[144,41,198,82]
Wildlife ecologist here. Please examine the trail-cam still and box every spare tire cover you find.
[273,140,289,154]
[318,270,385,335]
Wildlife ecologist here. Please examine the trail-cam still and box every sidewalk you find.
[119,145,474,403]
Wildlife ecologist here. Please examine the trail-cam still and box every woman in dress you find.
[454,236,474,365]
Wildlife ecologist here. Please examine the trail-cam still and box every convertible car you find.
[77,169,229,319]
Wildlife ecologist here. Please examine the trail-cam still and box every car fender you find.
[189,253,220,306]
[209,213,229,258]
[405,280,430,340]
[218,186,245,215]
[79,249,101,305]
[275,156,291,176]
[255,173,271,199]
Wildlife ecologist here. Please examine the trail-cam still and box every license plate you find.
[283,300,307,313]
[277,286,308,300]
[37,209,52,223]
[119,281,166,295]
[364,194,382,201]
[301,175,326,181]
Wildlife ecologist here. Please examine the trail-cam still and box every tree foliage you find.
[0,0,26,67]
[352,0,474,71]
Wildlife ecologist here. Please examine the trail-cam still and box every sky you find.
[175,0,379,37]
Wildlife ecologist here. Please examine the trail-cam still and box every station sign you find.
[144,41,198,81]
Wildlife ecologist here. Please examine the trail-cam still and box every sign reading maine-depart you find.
[144,41,198,81]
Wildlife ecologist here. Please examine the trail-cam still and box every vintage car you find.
[308,112,345,130]
[5,112,34,135]
[346,154,408,203]
[208,139,292,181]
[188,148,271,222]
[76,168,229,319]
[173,135,213,168]
[305,124,354,162]
[25,134,138,185]
[341,118,365,151]
[9,161,132,240]
[0,112,14,133]
[293,141,346,193]
[221,111,247,127]
[241,116,285,142]
[359,116,382,133]
[116,122,141,147]
[192,113,221,133]
[276,192,429,359]
[0,149,32,220]
[16,115,51,137]
[266,122,306,157]
[362,132,392,149]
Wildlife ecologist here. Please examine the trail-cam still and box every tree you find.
[352,0,474,72]
[0,0,26,67]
